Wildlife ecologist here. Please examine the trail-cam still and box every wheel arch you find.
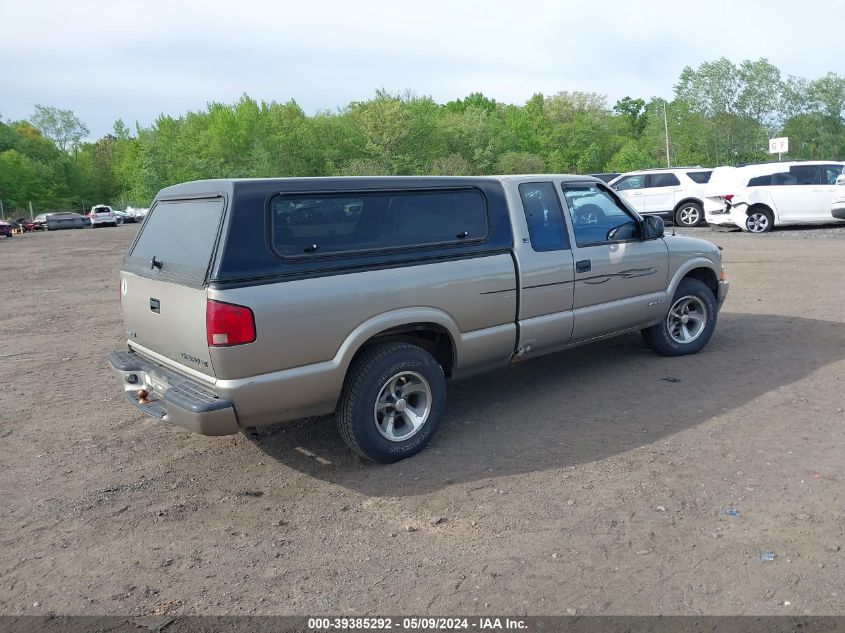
[681,267,718,297]
[356,322,456,377]
[336,308,461,380]
[673,197,703,213]
[746,202,775,217]
[667,258,719,299]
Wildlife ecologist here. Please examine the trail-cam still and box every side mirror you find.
[642,215,664,240]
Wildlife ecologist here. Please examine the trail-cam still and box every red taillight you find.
[206,300,256,347]
[723,194,734,202]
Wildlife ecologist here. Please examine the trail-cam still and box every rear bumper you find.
[107,350,239,435]
[705,203,741,227]
[705,213,737,227]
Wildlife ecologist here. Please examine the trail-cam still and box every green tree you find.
[30,105,90,153]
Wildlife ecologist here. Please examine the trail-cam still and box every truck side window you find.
[561,183,640,246]
[517,182,570,252]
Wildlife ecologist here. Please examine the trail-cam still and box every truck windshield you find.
[126,198,224,283]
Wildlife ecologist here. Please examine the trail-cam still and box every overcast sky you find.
[1,0,842,139]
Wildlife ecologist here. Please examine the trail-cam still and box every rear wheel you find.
[675,202,703,227]
[744,207,773,233]
[642,278,717,357]
[337,342,446,463]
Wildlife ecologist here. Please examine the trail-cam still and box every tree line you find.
[1,57,843,215]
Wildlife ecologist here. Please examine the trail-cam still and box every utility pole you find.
[663,100,671,168]
[29,201,34,220]
[0,201,4,221]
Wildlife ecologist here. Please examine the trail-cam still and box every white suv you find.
[704,161,845,233]
[609,168,713,227]
[87,205,118,227]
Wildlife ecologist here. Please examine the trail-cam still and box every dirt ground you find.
[1,224,843,617]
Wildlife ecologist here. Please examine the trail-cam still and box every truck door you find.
[560,182,669,342]
[509,181,575,359]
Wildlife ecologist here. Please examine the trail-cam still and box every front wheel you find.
[642,278,717,357]
[675,202,704,227]
[337,342,446,463]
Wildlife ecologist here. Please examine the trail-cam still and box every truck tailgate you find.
[121,272,214,378]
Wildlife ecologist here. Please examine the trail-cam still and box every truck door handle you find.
[150,298,160,313]
[576,259,591,273]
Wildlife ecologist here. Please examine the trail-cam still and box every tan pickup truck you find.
[109,175,728,462]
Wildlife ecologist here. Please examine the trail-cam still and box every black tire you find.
[336,342,446,463]
[642,278,717,357]
[675,201,704,227]
[744,206,773,233]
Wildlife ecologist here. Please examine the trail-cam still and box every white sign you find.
[769,137,789,154]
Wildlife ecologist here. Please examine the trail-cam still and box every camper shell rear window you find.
[125,197,224,283]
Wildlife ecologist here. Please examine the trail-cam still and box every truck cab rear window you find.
[127,198,224,280]
[271,189,487,257]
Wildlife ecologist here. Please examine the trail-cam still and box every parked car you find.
[830,173,845,220]
[45,212,88,230]
[10,218,34,232]
[125,206,149,220]
[609,167,713,227]
[88,205,119,227]
[114,210,137,224]
[108,176,728,463]
[704,161,845,233]
[587,172,621,183]
[0,221,12,238]
[31,214,49,230]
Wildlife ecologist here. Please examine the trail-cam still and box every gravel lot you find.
[1,224,843,616]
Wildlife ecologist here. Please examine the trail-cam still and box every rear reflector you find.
[206,300,256,347]
[723,194,734,202]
